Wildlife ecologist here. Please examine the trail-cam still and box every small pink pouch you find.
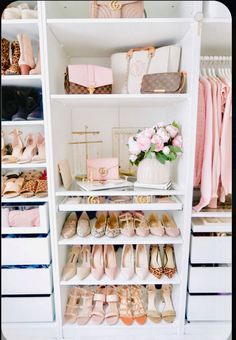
[87,158,119,181]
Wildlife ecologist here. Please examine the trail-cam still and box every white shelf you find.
[63,320,178,337]
[191,217,231,233]
[1,197,48,203]
[58,198,183,212]
[47,18,193,57]
[51,94,189,107]
[192,210,232,218]
[2,75,42,87]
[60,271,180,286]
[2,163,47,169]
[2,20,39,43]
[1,120,44,126]
[56,182,185,196]
[58,234,183,245]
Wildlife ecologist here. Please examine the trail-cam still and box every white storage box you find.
[2,294,54,323]
[191,217,231,233]
[1,203,49,234]
[188,265,232,293]
[187,293,232,321]
[2,265,53,295]
[2,234,51,265]
[190,234,231,264]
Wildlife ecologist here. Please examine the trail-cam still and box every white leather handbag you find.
[111,45,181,94]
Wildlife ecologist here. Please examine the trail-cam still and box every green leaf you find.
[172,121,180,129]
[156,152,166,164]
[169,145,182,153]
[150,143,156,152]
[145,151,152,159]
[167,152,177,161]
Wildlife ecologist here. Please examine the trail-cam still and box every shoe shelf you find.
[1,75,42,87]
[56,183,185,197]
[60,271,180,286]
[1,196,48,203]
[58,196,183,212]
[192,209,232,218]
[2,20,39,43]
[51,94,189,107]
[2,162,47,169]
[58,234,183,246]
[1,120,44,126]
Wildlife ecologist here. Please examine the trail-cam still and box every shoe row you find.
[2,87,43,121]
[2,2,38,19]
[64,284,176,325]
[61,211,180,239]
[62,244,176,281]
[2,129,45,164]
[1,170,47,198]
[1,34,40,75]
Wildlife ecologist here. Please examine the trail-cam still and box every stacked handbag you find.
[64,44,186,95]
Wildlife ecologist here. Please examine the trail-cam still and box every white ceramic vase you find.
[136,153,171,185]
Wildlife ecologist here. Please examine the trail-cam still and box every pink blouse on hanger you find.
[193,77,213,212]
[193,81,206,187]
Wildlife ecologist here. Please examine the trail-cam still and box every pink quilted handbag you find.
[90,1,144,18]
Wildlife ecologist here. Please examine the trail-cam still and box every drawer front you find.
[190,235,231,263]
[2,235,51,265]
[2,294,54,323]
[1,203,49,234]
[188,265,232,293]
[187,294,232,321]
[2,266,53,295]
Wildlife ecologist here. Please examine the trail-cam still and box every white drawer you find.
[190,234,231,264]
[2,234,51,265]
[2,294,54,323]
[188,265,232,293]
[187,293,232,321]
[1,203,49,234]
[2,265,53,295]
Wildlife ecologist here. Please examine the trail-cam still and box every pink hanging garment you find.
[193,80,206,187]
[2,208,10,228]
[193,76,213,212]
[220,79,232,200]
[208,77,220,208]
[9,208,40,228]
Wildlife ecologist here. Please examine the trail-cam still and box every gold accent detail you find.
[88,86,95,94]
[87,196,100,204]
[109,0,122,11]
[154,89,165,93]
[99,167,108,176]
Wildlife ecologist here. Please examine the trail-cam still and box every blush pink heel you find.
[121,244,134,280]
[104,244,118,280]
[77,245,91,280]
[2,129,23,163]
[105,286,119,325]
[32,133,46,163]
[135,244,149,280]
[91,245,104,280]
[61,245,81,281]
[162,213,180,237]
[134,211,149,237]
[17,133,37,164]
[91,286,106,324]
[119,212,135,237]
[148,213,165,236]
[77,287,94,325]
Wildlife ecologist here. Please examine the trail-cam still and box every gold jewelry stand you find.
[69,125,103,181]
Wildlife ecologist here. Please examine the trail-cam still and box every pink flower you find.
[137,134,151,152]
[157,122,166,128]
[128,137,140,155]
[151,135,164,152]
[166,124,179,138]
[172,134,183,148]
[129,154,137,162]
[143,128,154,139]
[156,127,170,143]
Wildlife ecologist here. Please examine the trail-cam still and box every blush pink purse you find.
[90,1,144,18]
[87,158,119,181]
[64,64,113,94]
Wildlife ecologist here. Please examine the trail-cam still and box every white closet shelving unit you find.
[1,1,232,339]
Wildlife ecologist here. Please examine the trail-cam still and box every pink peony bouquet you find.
[128,121,183,166]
